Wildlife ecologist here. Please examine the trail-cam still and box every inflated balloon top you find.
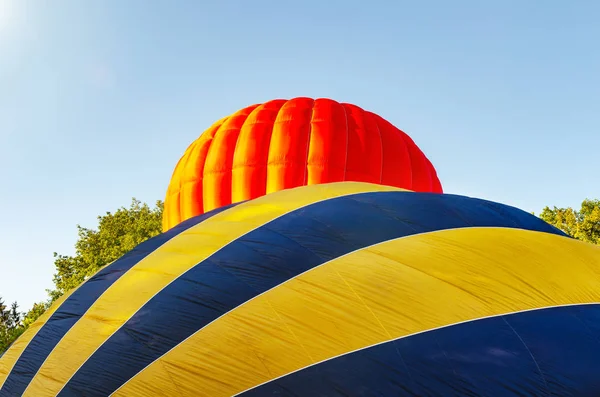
[163,97,442,231]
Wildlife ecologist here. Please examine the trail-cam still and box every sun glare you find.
[0,0,14,32]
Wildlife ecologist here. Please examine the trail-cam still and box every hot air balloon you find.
[2,182,599,397]
[162,97,442,231]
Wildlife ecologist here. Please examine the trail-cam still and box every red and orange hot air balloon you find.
[162,97,442,231]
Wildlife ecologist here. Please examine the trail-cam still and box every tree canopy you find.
[49,198,164,301]
[0,299,25,356]
[538,199,600,245]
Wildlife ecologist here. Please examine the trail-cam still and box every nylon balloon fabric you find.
[2,182,600,397]
[162,97,442,231]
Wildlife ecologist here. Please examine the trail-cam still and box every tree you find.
[0,299,23,356]
[21,302,49,328]
[1,198,164,356]
[0,298,9,326]
[8,302,20,329]
[0,300,54,356]
[538,199,600,245]
[48,198,164,301]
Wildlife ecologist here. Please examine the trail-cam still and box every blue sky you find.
[1,0,598,311]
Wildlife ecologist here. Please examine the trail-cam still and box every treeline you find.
[1,197,599,355]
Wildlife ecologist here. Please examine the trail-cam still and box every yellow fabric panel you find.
[0,290,73,389]
[114,227,600,397]
[0,258,114,389]
[23,182,401,397]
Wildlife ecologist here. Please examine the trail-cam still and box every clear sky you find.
[1,0,598,311]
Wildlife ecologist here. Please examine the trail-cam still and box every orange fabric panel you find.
[163,156,184,232]
[376,114,413,189]
[306,98,348,184]
[399,128,433,192]
[162,97,443,231]
[181,122,220,220]
[344,104,382,184]
[163,119,224,230]
[267,98,313,193]
[426,156,443,193]
[202,107,255,212]
[232,100,284,203]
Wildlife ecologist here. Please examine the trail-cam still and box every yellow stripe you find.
[0,258,117,389]
[114,227,600,397]
[23,182,401,396]
[0,258,116,389]
[0,290,73,389]
[0,259,118,390]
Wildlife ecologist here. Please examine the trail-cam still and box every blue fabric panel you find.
[59,191,566,396]
[0,203,239,397]
[242,304,600,397]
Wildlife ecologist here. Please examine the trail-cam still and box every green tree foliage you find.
[1,198,164,356]
[538,199,600,245]
[0,299,24,355]
[21,302,49,328]
[49,198,164,301]
[0,299,50,356]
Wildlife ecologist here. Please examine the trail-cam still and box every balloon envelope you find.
[2,182,599,396]
[162,97,442,231]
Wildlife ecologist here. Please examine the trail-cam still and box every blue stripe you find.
[0,203,240,397]
[58,191,566,396]
[241,304,600,397]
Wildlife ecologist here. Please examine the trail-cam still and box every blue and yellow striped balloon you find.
[1,182,600,396]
